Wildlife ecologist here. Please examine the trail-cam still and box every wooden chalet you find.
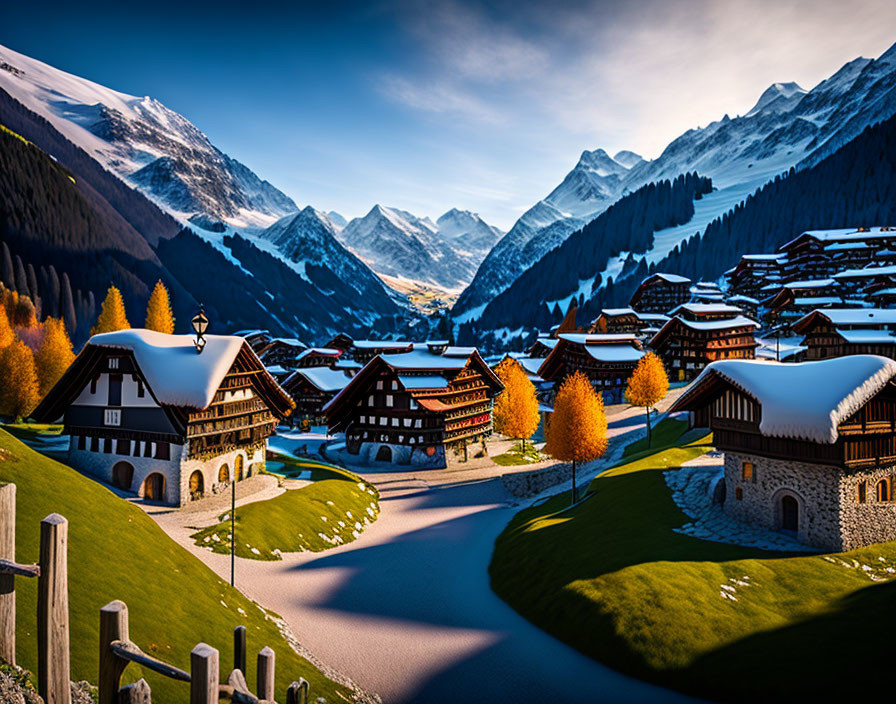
[526,337,559,359]
[589,308,669,340]
[725,254,787,298]
[629,273,692,314]
[759,279,848,332]
[257,337,308,369]
[792,308,896,361]
[33,329,293,507]
[350,340,415,364]
[281,366,352,427]
[324,333,354,354]
[670,356,896,551]
[833,264,896,299]
[648,303,759,381]
[234,329,272,354]
[295,347,343,368]
[537,333,645,404]
[778,228,896,282]
[325,346,503,468]
[727,295,759,321]
[688,281,725,304]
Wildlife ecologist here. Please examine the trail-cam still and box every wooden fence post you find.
[99,600,130,704]
[0,483,15,666]
[234,625,247,674]
[38,513,70,704]
[286,679,308,704]
[191,642,219,704]
[118,678,151,703]
[256,646,275,700]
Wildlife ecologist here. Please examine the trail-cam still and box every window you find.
[155,442,170,461]
[742,462,754,482]
[368,394,375,406]
[359,415,366,424]
[376,380,384,390]
[415,419,422,428]
[858,481,867,504]
[109,357,119,370]
[404,418,412,428]
[104,409,121,426]
[392,418,399,427]
[410,399,418,410]
[386,395,394,407]
[876,479,890,502]
[379,417,387,426]
[735,487,743,501]
[392,381,398,390]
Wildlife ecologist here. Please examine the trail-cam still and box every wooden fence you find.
[0,482,320,704]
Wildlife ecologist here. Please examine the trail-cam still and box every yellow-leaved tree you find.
[625,352,669,447]
[145,280,175,334]
[0,305,13,350]
[35,317,76,396]
[493,358,540,452]
[545,371,608,504]
[0,336,40,419]
[91,285,130,335]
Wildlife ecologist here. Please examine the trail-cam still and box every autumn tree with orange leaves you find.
[92,285,130,336]
[145,280,175,334]
[0,337,40,419]
[35,317,76,396]
[625,352,669,447]
[493,358,541,451]
[545,371,608,504]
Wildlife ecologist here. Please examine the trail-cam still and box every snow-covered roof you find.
[650,273,691,284]
[558,333,639,344]
[512,356,546,377]
[727,295,759,304]
[288,366,351,392]
[600,308,637,317]
[381,350,469,370]
[676,316,760,331]
[584,344,645,363]
[269,337,306,348]
[671,303,743,315]
[742,253,786,261]
[679,356,896,444]
[810,308,896,326]
[352,339,414,350]
[836,329,896,345]
[791,296,845,307]
[532,337,559,350]
[784,278,836,289]
[834,265,896,279]
[88,329,245,409]
[297,347,342,359]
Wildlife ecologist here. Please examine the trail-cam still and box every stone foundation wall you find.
[723,452,842,551]
[837,464,896,551]
[353,441,447,469]
[179,444,266,506]
[502,462,574,498]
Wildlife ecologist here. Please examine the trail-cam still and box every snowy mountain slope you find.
[337,204,502,292]
[0,43,297,230]
[454,41,896,322]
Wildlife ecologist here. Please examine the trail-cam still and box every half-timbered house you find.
[537,333,645,404]
[32,329,294,506]
[325,345,504,468]
[670,356,896,551]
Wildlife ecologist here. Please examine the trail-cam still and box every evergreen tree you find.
[35,317,75,396]
[545,371,608,504]
[144,280,175,334]
[60,273,76,337]
[91,285,130,335]
[0,337,40,419]
[493,358,541,451]
[26,263,39,305]
[13,255,27,296]
[0,243,12,290]
[625,353,669,446]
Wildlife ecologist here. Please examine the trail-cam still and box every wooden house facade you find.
[537,333,645,404]
[793,309,896,361]
[589,308,669,340]
[281,367,351,427]
[629,273,692,314]
[33,329,293,507]
[670,356,896,551]
[725,254,786,298]
[648,304,759,381]
[325,346,503,469]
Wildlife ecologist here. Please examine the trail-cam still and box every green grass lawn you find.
[490,418,896,702]
[492,441,544,467]
[0,429,353,702]
[192,457,380,560]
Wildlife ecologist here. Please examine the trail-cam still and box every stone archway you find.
[235,454,245,481]
[773,488,804,535]
[218,464,230,483]
[112,461,134,491]
[375,445,392,463]
[143,473,165,502]
[189,470,205,500]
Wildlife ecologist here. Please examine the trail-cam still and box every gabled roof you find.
[33,329,294,423]
[833,265,896,279]
[282,366,352,393]
[669,356,896,444]
[648,315,759,351]
[670,303,743,316]
[793,308,896,334]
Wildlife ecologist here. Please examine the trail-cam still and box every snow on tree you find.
[625,352,669,446]
[0,337,40,419]
[545,370,608,504]
[35,317,75,396]
[91,285,130,335]
[493,358,540,450]
[144,280,175,334]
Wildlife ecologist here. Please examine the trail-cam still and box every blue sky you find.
[2,0,896,230]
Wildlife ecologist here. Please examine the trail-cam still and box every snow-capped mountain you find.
[337,205,502,292]
[454,148,638,319]
[0,43,297,230]
[326,210,348,229]
[454,41,896,321]
[259,206,394,297]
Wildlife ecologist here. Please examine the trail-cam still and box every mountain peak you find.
[613,150,644,169]
[746,81,807,116]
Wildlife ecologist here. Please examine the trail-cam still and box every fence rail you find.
[0,481,325,704]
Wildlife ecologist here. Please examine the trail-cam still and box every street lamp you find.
[191,305,209,354]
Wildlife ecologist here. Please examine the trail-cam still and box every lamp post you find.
[191,305,209,354]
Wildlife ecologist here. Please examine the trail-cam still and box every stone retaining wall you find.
[502,462,574,498]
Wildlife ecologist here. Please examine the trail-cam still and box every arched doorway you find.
[375,445,392,462]
[781,495,799,532]
[189,470,204,500]
[234,454,244,481]
[112,461,134,491]
[143,473,165,501]
[218,464,230,483]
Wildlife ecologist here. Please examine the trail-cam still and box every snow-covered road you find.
[151,396,698,703]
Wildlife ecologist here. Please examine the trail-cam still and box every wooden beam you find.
[99,601,130,704]
[0,484,15,666]
[38,513,70,704]
[0,559,40,578]
[256,647,275,701]
[190,643,219,704]
[109,640,190,682]
[286,680,308,704]
[233,625,247,674]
